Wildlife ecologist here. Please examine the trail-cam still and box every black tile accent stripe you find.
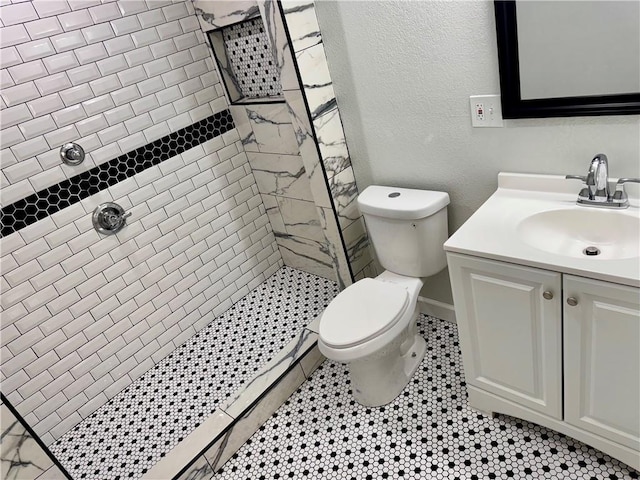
[0,110,234,238]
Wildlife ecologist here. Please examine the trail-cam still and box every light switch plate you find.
[470,94,504,127]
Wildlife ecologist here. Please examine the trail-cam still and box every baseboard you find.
[418,296,456,324]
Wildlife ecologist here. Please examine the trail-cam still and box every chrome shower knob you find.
[93,202,131,235]
[60,142,85,166]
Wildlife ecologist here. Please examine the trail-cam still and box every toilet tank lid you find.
[357,185,450,220]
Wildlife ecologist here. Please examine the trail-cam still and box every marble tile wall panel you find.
[229,105,260,152]
[194,0,260,32]
[229,98,334,280]
[261,193,287,234]
[197,0,367,282]
[295,43,337,121]
[281,0,375,279]
[275,197,324,242]
[343,218,374,277]
[257,0,298,91]
[247,151,311,201]
[280,1,322,52]
[354,257,384,282]
[0,402,61,480]
[283,90,332,209]
[329,161,361,230]
[253,0,355,286]
[276,233,335,280]
[317,205,354,288]
[245,103,299,155]
[313,107,352,180]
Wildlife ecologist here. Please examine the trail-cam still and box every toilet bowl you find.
[317,185,450,407]
[318,271,426,406]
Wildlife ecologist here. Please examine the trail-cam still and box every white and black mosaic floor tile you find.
[217,315,639,480]
[50,267,338,480]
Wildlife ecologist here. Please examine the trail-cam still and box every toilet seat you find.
[319,278,410,349]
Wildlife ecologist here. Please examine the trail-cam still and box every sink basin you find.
[445,173,640,287]
[517,208,640,259]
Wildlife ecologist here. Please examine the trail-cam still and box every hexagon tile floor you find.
[216,316,639,480]
[49,266,338,480]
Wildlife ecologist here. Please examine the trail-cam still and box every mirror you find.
[494,0,640,118]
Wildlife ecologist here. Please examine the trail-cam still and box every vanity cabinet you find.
[446,254,562,418]
[447,253,640,470]
[563,275,640,452]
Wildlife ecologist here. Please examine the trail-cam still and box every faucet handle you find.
[616,177,640,185]
[565,175,587,182]
[566,175,590,202]
[612,178,640,207]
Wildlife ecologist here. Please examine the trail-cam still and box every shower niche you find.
[208,17,284,104]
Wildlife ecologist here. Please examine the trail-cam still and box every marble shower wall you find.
[0,401,65,479]
[231,103,335,280]
[195,0,341,283]
[195,0,375,285]
[279,0,375,281]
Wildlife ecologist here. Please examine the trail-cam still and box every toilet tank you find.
[358,185,450,278]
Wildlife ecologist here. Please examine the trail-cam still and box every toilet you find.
[318,185,450,406]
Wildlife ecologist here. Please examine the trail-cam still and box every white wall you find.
[314,0,640,303]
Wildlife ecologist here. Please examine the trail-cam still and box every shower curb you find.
[142,321,325,480]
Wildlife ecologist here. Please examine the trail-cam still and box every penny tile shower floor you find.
[216,316,639,480]
[49,266,339,480]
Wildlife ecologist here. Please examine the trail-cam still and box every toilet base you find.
[349,333,427,407]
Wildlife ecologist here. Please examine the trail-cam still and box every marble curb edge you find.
[142,317,326,480]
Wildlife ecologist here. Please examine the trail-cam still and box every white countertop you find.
[444,173,640,288]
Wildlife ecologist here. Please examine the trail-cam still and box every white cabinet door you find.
[563,275,640,451]
[447,253,562,418]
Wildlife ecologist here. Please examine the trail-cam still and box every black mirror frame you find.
[494,0,640,119]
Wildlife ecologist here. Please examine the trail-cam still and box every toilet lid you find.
[320,278,410,348]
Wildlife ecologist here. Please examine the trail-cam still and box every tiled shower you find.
[0,0,374,477]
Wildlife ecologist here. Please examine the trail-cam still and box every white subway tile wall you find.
[0,0,284,446]
[0,0,224,199]
[1,134,283,445]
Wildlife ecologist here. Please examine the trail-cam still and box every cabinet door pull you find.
[567,297,578,306]
[543,291,554,300]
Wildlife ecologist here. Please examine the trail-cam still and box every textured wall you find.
[314,0,640,303]
[0,0,282,445]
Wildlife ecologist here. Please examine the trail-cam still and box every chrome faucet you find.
[566,154,639,208]
[586,153,610,202]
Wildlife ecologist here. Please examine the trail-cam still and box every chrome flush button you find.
[388,192,401,198]
[93,202,131,235]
